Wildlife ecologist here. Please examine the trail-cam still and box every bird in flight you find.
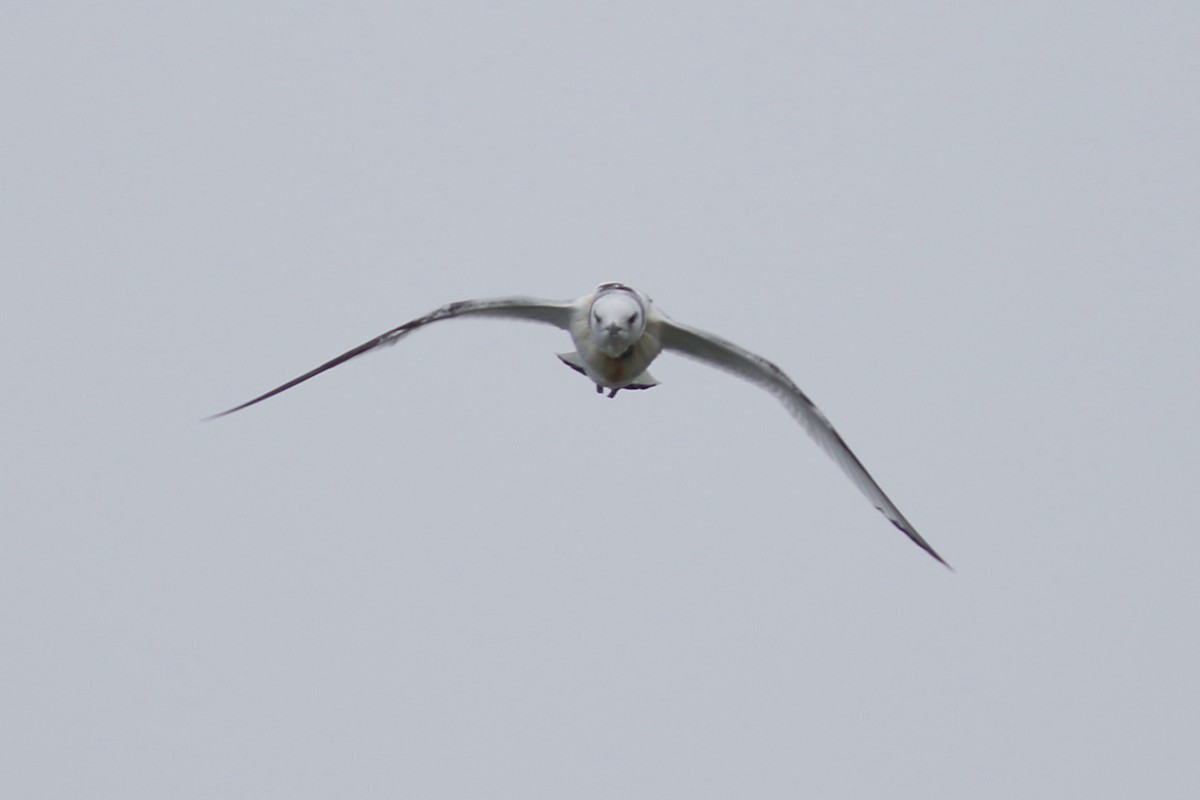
[209,282,949,567]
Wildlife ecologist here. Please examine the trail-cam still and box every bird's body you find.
[209,282,950,567]
[564,283,663,395]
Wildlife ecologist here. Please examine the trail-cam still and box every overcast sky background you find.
[3,2,1198,797]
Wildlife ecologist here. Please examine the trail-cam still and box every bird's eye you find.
[627,312,639,325]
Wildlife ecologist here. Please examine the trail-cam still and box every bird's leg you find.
[607,388,620,399]
[595,383,604,394]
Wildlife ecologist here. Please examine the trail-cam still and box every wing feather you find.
[206,296,574,419]
[657,316,949,568]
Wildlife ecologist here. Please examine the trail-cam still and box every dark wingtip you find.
[922,540,954,572]
[201,393,277,421]
[885,516,953,571]
[201,399,260,421]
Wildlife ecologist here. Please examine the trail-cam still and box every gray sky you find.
[3,2,1198,797]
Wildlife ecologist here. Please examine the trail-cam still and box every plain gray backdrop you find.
[3,2,1197,797]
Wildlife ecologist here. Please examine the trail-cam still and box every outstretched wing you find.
[207,296,575,419]
[657,316,949,568]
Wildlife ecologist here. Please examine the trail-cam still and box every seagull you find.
[209,282,949,567]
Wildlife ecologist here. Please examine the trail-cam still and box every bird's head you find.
[589,283,647,357]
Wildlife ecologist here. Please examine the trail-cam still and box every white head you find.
[589,283,647,357]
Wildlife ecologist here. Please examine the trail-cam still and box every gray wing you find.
[207,296,575,419]
[657,316,949,568]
